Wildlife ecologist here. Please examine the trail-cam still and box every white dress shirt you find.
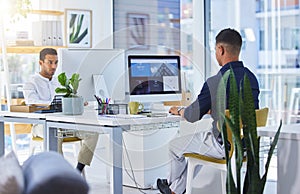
[23,73,60,105]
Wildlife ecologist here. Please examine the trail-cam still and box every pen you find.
[94,95,102,106]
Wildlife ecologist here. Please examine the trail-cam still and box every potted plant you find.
[216,69,282,194]
[55,72,84,115]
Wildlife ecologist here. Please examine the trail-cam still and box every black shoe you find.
[161,179,169,186]
[157,178,172,194]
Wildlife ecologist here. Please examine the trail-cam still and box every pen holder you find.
[97,103,128,115]
[98,103,109,115]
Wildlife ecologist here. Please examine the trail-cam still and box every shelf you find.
[28,10,64,16]
[0,46,67,54]
[0,10,66,54]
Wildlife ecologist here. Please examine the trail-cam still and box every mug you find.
[128,101,144,114]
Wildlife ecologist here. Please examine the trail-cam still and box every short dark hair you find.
[215,28,242,55]
[39,48,57,61]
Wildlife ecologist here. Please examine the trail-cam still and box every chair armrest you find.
[183,153,226,164]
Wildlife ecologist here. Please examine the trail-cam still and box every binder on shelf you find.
[32,21,44,46]
[52,20,57,46]
[45,21,52,46]
[32,20,63,46]
[56,21,63,46]
[32,21,50,46]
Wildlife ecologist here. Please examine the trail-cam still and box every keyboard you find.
[34,109,57,113]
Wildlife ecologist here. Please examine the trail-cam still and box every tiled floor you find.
[84,151,277,194]
[82,151,277,194]
[12,135,277,194]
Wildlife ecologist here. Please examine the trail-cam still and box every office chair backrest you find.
[224,107,269,159]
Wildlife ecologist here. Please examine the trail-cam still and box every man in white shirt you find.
[23,48,99,172]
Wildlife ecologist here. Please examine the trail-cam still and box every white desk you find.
[0,111,48,155]
[0,110,180,194]
[44,110,181,194]
[258,124,300,194]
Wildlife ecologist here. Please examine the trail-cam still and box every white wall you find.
[37,0,113,48]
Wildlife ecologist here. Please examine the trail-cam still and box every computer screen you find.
[57,48,126,103]
[128,55,182,104]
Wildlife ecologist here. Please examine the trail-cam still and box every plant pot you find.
[62,96,84,115]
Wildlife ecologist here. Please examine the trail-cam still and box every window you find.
[210,0,300,125]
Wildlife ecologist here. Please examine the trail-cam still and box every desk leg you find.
[277,138,300,194]
[43,122,48,151]
[0,121,4,156]
[48,127,58,151]
[110,126,123,194]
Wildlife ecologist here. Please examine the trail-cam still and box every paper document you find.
[100,114,146,119]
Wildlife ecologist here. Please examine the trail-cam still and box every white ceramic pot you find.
[62,96,84,115]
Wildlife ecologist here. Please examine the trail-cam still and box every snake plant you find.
[217,68,282,194]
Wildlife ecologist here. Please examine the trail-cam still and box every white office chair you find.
[287,88,300,124]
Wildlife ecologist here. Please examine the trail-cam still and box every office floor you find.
[13,135,277,194]
[85,154,277,194]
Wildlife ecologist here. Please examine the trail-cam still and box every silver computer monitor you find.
[57,48,126,103]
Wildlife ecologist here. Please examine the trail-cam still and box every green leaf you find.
[73,28,88,43]
[69,14,77,28]
[74,14,84,40]
[228,69,244,193]
[70,73,81,95]
[217,70,229,129]
[55,87,68,94]
[57,72,67,86]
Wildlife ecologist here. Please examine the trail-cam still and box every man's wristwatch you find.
[177,107,185,115]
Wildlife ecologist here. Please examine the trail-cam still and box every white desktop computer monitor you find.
[58,48,126,103]
[128,55,182,111]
